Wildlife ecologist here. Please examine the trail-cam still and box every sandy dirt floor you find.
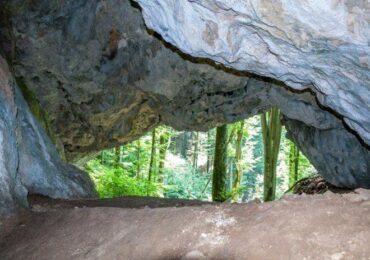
[1,191,370,260]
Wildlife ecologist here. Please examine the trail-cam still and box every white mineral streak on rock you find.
[136,0,370,145]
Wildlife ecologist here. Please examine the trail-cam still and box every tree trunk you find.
[158,132,171,183]
[158,135,166,183]
[294,147,300,183]
[232,120,245,201]
[114,146,120,166]
[261,108,282,202]
[136,140,141,178]
[181,132,189,159]
[288,142,294,187]
[148,129,157,182]
[192,132,199,169]
[288,142,300,187]
[212,125,228,202]
[206,130,211,174]
[100,151,104,165]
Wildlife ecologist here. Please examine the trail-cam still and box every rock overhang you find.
[135,0,370,146]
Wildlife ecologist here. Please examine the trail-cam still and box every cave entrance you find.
[82,114,316,203]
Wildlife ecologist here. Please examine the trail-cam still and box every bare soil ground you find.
[1,191,370,260]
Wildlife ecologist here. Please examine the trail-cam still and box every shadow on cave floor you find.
[26,176,353,212]
[27,194,213,210]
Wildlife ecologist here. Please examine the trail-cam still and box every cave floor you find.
[1,192,370,260]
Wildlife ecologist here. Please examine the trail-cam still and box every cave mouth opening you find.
[79,114,319,203]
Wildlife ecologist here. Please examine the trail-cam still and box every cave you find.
[0,0,369,258]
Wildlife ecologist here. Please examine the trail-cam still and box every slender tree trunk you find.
[232,120,245,201]
[136,140,141,178]
[181,132,189,159]
[158,135,166,182]
[148,129,157,182]
[288,142,294,187]
[212,125,228,202]
[100,151,104,165]
[261,108,282,202]
[158,132,172,183]
[228,159,234,191]
[114,146,120,166]
[201,175,212,197]
[192,132,199,169]
[288,142,300,187]
[293,147,300,182]
[207,130,211,174]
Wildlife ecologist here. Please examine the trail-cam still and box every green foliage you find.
[164,166,211,200]
[83,119,318,202]
[85,159,159,198]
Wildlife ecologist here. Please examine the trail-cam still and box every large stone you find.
[135,0,370,146]
[0,56,96,216]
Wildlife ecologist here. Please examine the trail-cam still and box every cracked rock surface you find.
[136,0,370,146]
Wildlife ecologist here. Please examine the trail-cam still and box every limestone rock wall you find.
[136,0,370,146]
[285,118,370,188]
[0,56,96,216]
[0,57,27,216]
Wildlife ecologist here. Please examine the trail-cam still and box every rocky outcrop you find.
[0,57,27,216]
[136,0,370,146]
[285,119,370,188]
[0,56,96,216]
[0,0,368,214]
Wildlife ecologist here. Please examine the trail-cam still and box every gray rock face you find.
[135,0,370,146]
[0,56,96,216]
[285,118,370,188]
[0,0,368,215]
[0,57,27,216]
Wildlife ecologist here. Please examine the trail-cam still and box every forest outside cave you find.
[83,112,317,203]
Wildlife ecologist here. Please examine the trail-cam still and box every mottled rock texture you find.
[136,0,370,146]
[0,57,27,216]
[0,56,96,216]
[0,0,369,214]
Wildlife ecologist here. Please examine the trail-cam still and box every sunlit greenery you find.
[85,159,159,198]
[84,116,316,201]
